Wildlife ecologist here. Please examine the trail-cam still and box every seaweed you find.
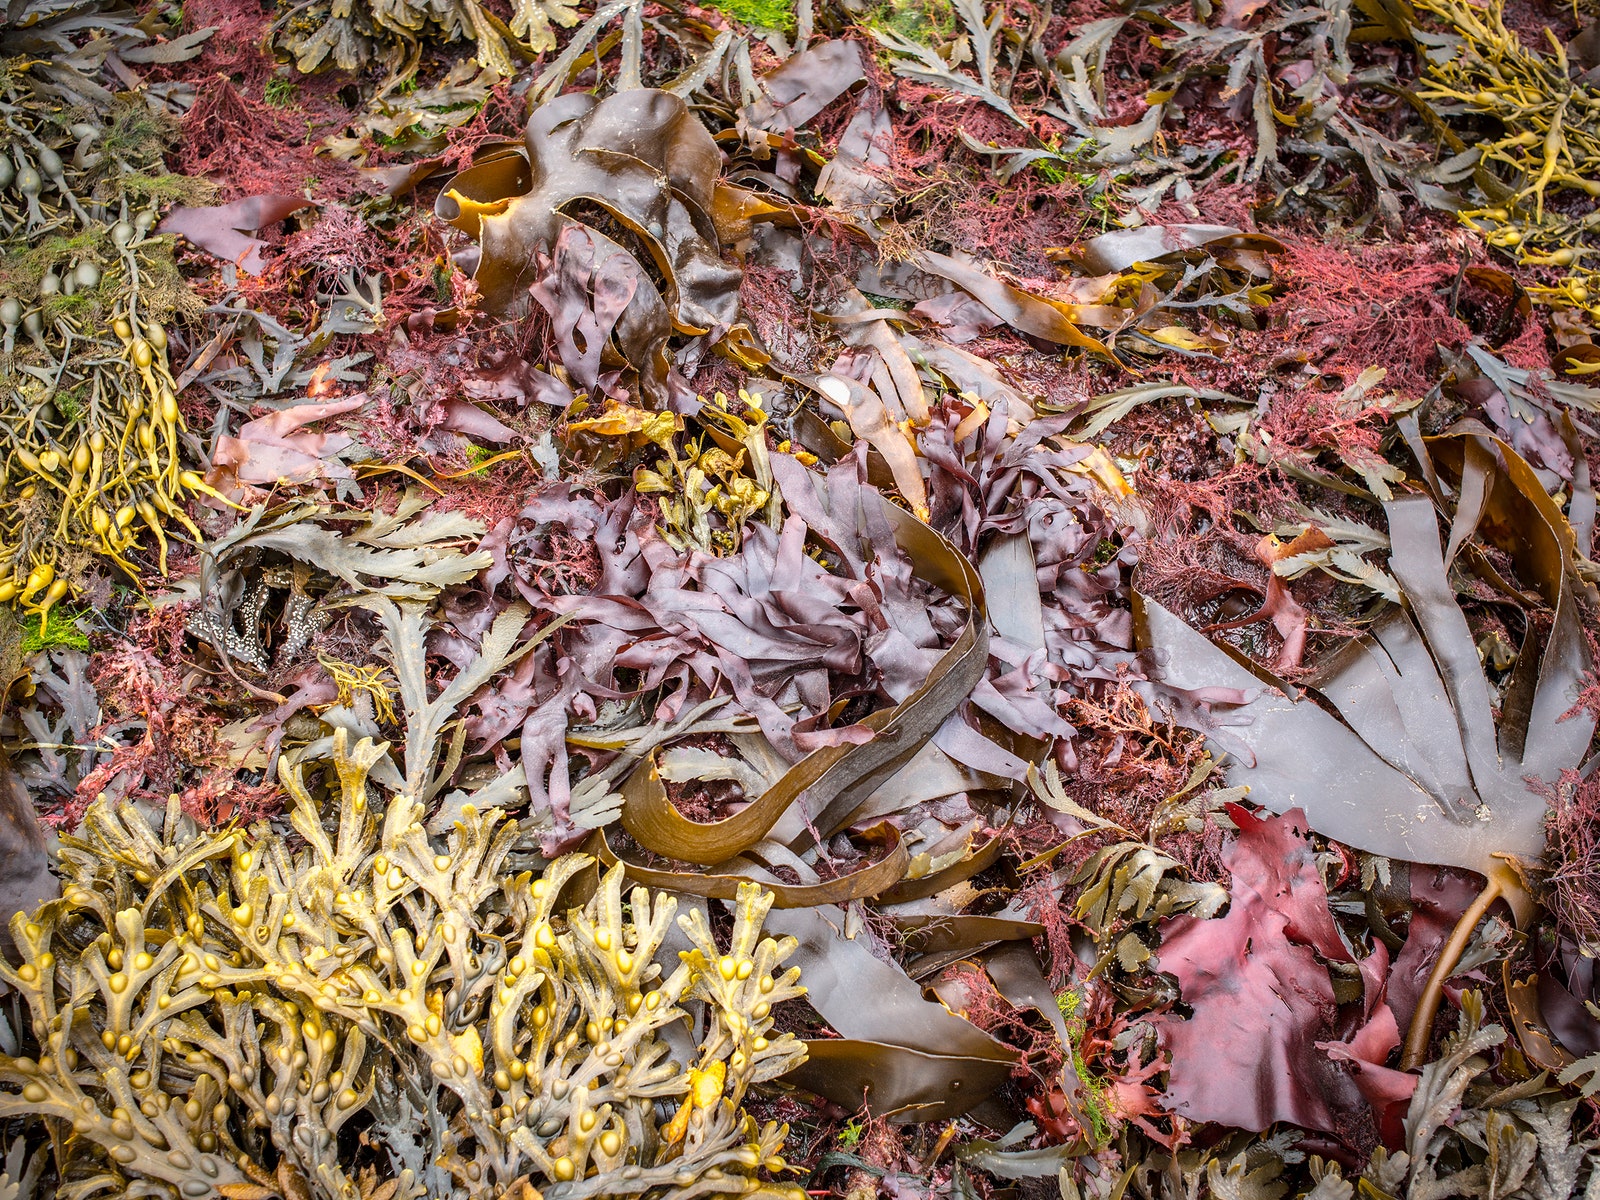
[2,0,1599,1196]
[0,731,807,1199]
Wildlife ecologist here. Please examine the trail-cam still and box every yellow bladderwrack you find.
[631,393,781,555]
[1417,0,1600,323]
[0,729,808,1199]
[316,654,398,724]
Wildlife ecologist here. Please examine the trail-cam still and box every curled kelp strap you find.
[916,250,1115,360]
[615,488,987,869]
[896,913,1046,980]
[1065,224,1287,276]
[877,824,1011,904]
[435,89,753,406]
[606,771,1012,909]
[592,819,909,907]
[786,1040,1015,1124]
[436,89,731,318]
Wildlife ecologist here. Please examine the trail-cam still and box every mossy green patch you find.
[264,76,300,108]
[1056,989,1112,1146]
[54,386,87,427]
[709,0,794,30]
[866,0,956,43]
[1033,157,1071,185]
[116,171,217,208]
[40,286,107,325]
[0,229,111,299]
[20,607,90,655]
[99,98,175,159]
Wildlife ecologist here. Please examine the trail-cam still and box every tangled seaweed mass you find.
[0,731,806,1199]
[0,0,1599,1196]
